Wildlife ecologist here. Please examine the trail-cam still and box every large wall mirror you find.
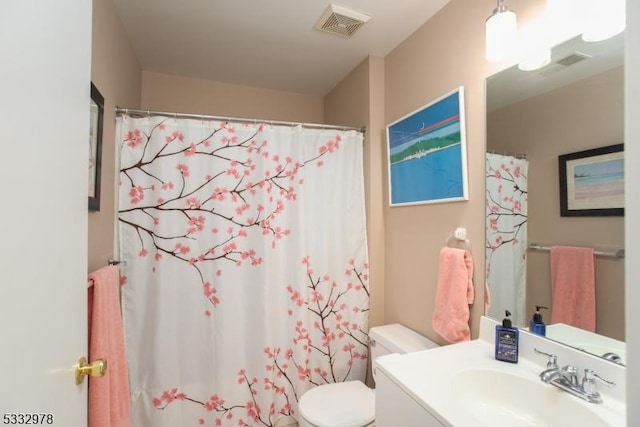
[485,32,625,364]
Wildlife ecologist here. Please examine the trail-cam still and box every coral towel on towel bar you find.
[88,265,132,427]
[550,246,596,332]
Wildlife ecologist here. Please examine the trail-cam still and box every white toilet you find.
[297,323,439,427]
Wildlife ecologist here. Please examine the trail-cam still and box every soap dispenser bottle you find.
[495,310,519,363]
[529,305,548,336]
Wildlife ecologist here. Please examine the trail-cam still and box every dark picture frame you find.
[558,143,624,217]
[89,82,104,211]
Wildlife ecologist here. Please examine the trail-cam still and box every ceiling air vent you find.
[556,52,591,67]
[539,52,591,76]
[314,4,371,38]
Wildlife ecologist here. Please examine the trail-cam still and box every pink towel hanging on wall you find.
[550,246,596,332]
[432,247,474,343]
[88,265,132,427]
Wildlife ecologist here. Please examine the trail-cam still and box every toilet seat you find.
[298,381,375,427]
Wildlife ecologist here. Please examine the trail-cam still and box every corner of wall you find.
[89,0,143,273]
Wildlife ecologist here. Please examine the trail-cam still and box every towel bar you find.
[528,244,624,259]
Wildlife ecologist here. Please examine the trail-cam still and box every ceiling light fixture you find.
[581,0,626,42]
[485,0,518,62]
[518,47,551,71]
[517,22,551,71]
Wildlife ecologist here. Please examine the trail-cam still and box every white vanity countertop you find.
[376,329,626,427]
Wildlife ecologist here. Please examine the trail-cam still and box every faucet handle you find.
[534,348,558,369]
[582,368,616,396]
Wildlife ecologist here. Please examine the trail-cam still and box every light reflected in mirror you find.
[485,33,625,364]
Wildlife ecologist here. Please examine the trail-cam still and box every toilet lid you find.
[298,381,375,427]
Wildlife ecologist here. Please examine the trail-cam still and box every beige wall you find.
[488,67,625,340]
[141,71,324,123]
[324,56,387,331]
[379,0,560,344]
[382,0,497,344]
[89,0,142,272]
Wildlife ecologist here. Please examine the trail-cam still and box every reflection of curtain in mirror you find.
[485,153,529,327]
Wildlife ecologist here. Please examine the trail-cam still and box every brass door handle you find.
[75,356,107,385]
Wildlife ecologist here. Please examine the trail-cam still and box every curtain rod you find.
[115,106,366,134]
[528,243,625,259]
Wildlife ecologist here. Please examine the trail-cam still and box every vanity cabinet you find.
[375,369,444,427]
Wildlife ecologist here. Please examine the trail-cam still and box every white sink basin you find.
[451,369,609,427]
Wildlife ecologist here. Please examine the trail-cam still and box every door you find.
[0,1,92,426]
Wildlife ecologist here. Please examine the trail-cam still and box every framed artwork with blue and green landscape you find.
[559,143,624,216]
[386,87,468,206]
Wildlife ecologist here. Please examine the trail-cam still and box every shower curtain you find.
[485,153,529,327]
[117,116,369,427]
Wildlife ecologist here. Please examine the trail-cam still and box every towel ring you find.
[446,227,471,251]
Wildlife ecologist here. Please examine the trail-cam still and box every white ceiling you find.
[113,0,450,95]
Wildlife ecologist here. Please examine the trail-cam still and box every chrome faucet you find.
[534,348,615,404]
[539,364,576,384]
[602,352,623,364]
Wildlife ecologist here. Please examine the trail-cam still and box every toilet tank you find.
[369,324,438,379]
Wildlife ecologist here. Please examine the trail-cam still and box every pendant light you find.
[485,0,518,62]
[582,0,625,42]
[518,21,551,71]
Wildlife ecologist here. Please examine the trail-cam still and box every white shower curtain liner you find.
[117,115,370,427]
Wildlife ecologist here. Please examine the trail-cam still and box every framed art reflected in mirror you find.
[89,82,104,211]
[559,143,624,217]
